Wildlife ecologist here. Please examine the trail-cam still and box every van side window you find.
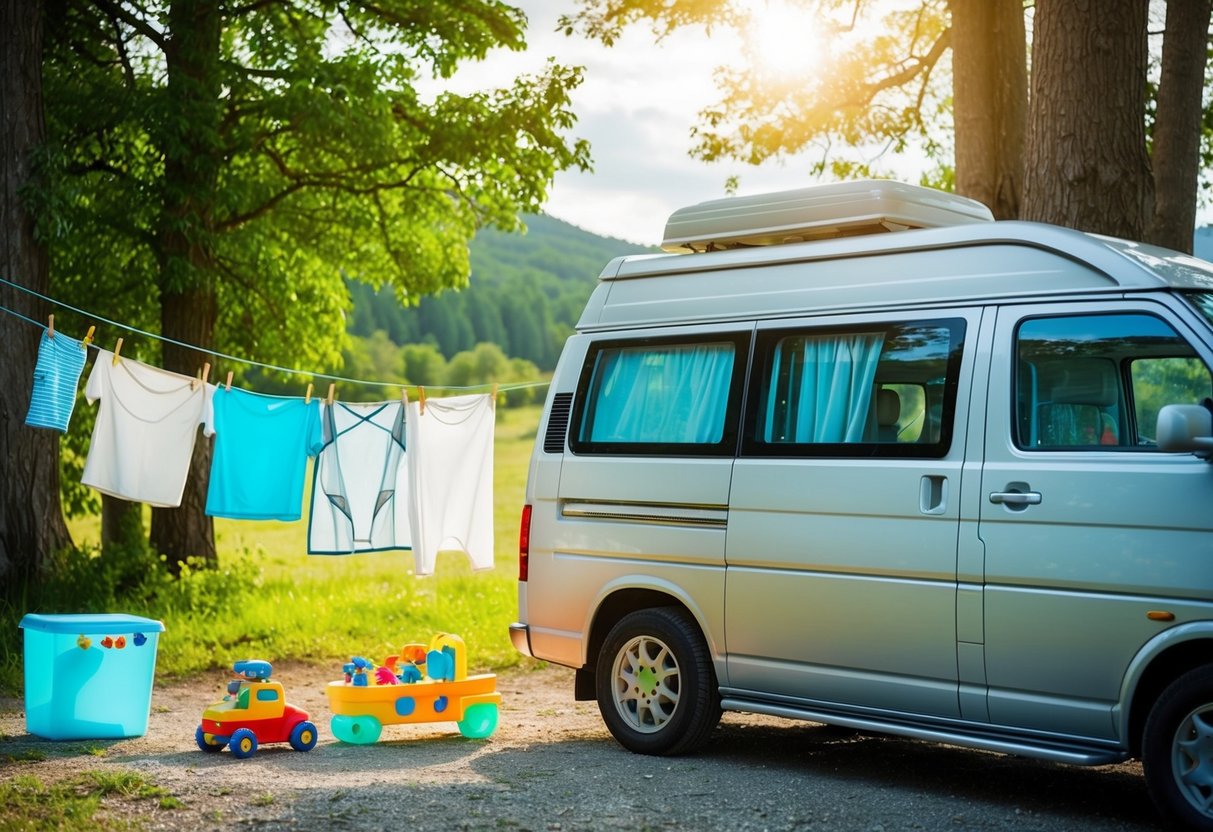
[1015,313,1212,449]
[744,319,965,458]
[571,335,747,455]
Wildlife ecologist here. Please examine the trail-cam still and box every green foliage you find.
[562,0,953,177]
[36,0,591,370]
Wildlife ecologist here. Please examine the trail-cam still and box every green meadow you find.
[1,404,543,691]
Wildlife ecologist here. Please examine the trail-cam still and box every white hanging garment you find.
[308,400,411,554]
[81,350,212,507]
[405,392,495,576]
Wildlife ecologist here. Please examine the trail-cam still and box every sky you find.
[443,0,889,246]
[444,1,1209,247]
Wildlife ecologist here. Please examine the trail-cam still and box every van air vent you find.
[544,393,573,454]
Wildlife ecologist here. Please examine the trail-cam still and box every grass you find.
[3,404,543,690]
[0,770,179,830]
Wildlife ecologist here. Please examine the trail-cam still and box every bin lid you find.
[19,613,165,634]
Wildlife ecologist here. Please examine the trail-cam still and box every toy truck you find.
[195,660,318,758]
[326,633,500,744]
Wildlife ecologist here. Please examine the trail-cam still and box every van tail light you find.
[518,504,532,582]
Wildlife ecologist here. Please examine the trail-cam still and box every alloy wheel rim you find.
[1171,702,1213,817]
[611,634,680,734]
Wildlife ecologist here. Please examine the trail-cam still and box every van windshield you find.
[1186,291,1213,326]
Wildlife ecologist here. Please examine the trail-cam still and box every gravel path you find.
[0,661,1167,831]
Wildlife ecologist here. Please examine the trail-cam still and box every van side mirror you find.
[1156,404,1213,459]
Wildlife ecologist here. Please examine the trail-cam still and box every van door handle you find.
[989,491,1042,506]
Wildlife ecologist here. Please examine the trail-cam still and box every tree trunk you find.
[1148,0,1212,253]
[1022,0,1152,238]
[0,0,72,589]
[949,0,1027,220]
[149,0,223,571]
[149,290,216,571]
[101,495,145,551]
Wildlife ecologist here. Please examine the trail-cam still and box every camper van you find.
[511,180,1213,830]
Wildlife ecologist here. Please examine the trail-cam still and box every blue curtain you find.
[765,333,885,443]
[586,343,734,443]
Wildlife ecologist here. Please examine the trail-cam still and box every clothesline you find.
[0,276,551,394]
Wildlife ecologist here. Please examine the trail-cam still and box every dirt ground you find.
[0,661,1170,831]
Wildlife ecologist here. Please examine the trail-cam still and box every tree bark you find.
[149,0,223,570]
[101,494,145,552]
[149,289,216,571]
[0,0,72,588]
[1148,0,1212,253]
[949,0,1027,220]
[1022,0,1152,238]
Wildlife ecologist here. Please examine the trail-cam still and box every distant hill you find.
[1195,227,1213,261]
[348,214,654,370]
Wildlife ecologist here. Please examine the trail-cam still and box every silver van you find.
[510,181,1213,830]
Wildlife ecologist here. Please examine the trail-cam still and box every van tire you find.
[595,606,721,756]
[1142,664,1213,831]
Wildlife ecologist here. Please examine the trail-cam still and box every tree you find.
[1149,0,1213,251]
[1022,0,1153,240]
[39,0,590,571]
[560,0,1027,217]
[950,0,1026,220]
[562,0,1213,242]
[0,0,74,587]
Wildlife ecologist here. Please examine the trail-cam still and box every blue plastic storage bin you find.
[19,613,165,740]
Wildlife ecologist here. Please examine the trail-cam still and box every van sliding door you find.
[724,310,979,719]
[540,324,751,667]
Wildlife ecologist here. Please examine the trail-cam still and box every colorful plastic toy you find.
[326,633,500,744]
[195,659,318,759]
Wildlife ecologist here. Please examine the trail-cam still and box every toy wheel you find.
[330,714,382,745]
[457,703,499,739]
[229,727,258,759]
[289,720,318,752]
[195,725,223,753]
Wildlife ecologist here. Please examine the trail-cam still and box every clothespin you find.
[490,383,499,406]
[305,383,313,405]
[194,362,211,390]
[47,315,54,338]
[112,338,123,365]
[418,386,426,415]
[326,383,336,406]
[82,326,95,349]
[401,388,409,407]
[224,371,233,392]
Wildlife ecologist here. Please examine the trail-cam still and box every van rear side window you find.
[571,335,748,455]
[743,319,966,458]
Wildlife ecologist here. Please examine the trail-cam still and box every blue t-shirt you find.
[26,329,88,432]
[205,388,323,521]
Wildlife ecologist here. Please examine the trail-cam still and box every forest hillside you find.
[347,214,654,372]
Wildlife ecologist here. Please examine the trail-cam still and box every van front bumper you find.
[509,623,533,657]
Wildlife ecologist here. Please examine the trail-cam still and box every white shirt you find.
[82,350,212,507]
[405,393,495,576]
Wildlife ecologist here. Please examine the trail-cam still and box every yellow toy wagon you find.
[325,633,500,744]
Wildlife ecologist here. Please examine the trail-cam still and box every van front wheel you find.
[596,607,721,756]
[1142,664,1213,831]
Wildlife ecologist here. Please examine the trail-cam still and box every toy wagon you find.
[326,633,501,744]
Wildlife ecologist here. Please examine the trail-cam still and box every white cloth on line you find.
[81,350,213,507]
[308,400,411,555]
[405,392,495,576]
